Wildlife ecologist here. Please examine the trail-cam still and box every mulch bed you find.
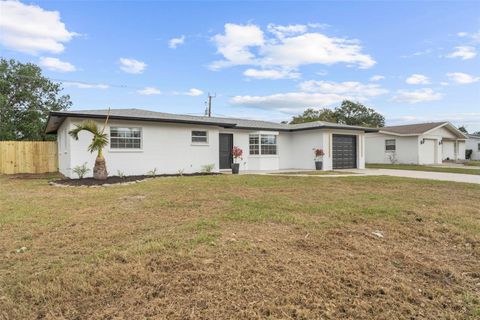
[52,172,220,187]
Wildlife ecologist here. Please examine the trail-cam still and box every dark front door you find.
[219,134,233,169]
[332,135,357,169]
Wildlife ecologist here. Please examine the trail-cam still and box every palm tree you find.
[69,113,110,180]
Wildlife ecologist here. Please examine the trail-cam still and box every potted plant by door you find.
[313,148,325,170]
[231,146,243,174]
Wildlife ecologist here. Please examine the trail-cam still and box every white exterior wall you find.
[58,117,367,177]
[57,118,71,176]
[62,118,221,178]
[466,137,480,160]
[365,133,419,164]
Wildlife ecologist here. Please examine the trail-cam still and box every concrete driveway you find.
[259,169,480,185]
[359,168,480,185]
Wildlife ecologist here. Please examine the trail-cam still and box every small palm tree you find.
[69,113,110,180]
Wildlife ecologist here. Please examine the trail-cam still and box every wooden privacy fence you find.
[0,141,58,174]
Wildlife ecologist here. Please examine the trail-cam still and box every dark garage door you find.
[332,135,357,169]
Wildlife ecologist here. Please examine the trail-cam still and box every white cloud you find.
[230,92,348,113]
[446,72,480,84]
[405,74,430,85]
[173,88,204,96]
[391,88,443,104]
[63,81,109,89]
[119,58,147,74]
[185,88,203,96]
[137,87,161,95]
[267,24,308,39]
[447,46,477,60]
[370,75,385,81]
[210,23,375,73]
[457,30,480,43]
[230,80,387,113]
[168,35,185,49]
[299,80,388,96]
[0,0,77,54]
[243,68,300,80]
[39,57,76,72]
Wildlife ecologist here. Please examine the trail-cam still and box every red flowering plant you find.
[313,148,325,161]
[232,146,243,164]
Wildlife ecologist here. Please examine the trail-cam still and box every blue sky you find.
[1,0,480,131]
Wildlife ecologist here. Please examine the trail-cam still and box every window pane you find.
[261,135,276,145]
[261,145,277,155]
[385,139,396,151]
[249,134,260,155]
[192,131,208,143]
[192,136,207,143]
[110,127,141,149]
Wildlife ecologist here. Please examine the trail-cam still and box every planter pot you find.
[232,163,240,174]
[315,161,323,170]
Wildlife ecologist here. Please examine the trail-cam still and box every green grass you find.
[366,163,480,175]
[271,170,355,175]
[465,160,480,167]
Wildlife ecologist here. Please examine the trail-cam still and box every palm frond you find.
[69,120,100,140]
[68,120,109,153]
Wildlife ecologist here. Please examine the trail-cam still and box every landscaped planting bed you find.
[51,172,220,186]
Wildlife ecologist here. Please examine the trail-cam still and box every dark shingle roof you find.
[380,122,447,135]
[46,108,379,133]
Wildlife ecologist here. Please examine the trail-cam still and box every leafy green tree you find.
[458,126,468,134]
[290,100,384,128]
[290,108,337,124]
[334,100,385,127]
[0,58,71,140]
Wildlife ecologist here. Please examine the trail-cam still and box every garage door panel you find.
[333,135,357,169]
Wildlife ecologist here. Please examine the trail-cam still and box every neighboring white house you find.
[46,109,377,178]
[466,134,480,160]
[365,122,467,165]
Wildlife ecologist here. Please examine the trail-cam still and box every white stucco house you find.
[466,134,480,160]
[365,122,467,165]
[45,109,377,178]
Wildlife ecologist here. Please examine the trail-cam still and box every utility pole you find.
[206,93,215,117]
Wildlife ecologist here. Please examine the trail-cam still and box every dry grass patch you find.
[0,174,479,319]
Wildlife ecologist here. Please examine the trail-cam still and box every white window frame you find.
[249,134,277,155]
[191,130,209,145]
[109,127,143,151]
[385,139,396,152]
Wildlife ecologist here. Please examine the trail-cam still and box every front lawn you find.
[465,160,480,167]
[270,170,355,175]
[1,174,479,319]
[367,163,480,175]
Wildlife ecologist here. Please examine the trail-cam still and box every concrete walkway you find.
[253,169,480,185]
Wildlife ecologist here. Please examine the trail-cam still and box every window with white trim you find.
[110,127,142,149]
[249,134,277,155]
[385,139,396,151]
[191,131,208,143]
[478,143,480,152]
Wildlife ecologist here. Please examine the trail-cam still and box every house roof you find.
[45,108,379,133]
[467,134,480,139]
[380,122,447,135]
[378,122,467,139]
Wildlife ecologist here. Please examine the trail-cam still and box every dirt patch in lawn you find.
[52,172,220,186]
